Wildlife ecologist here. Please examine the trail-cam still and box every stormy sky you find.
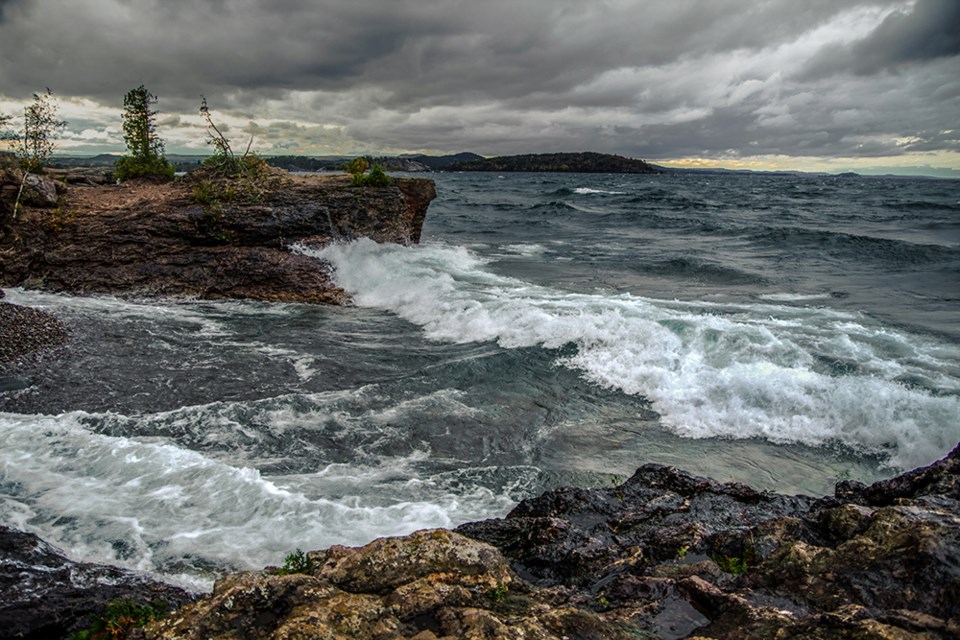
[1,0,958,174]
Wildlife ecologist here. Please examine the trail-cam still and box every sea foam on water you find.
[315,238,960,470]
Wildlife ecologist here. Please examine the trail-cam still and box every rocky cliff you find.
[0,157,435,303]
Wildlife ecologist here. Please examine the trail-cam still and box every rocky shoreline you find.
[0,157,435,303]
[0,293,68,368]
[2,159,957,638]
[2,443,957,639]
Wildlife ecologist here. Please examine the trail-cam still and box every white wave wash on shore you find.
[314,238,960,470]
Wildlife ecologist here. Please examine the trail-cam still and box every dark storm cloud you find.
[803,0,960,77]
[0,0,870,102]
[0,0,957,164]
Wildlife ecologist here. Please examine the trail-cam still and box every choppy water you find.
[2,171,959,590]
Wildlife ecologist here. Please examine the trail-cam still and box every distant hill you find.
[263,155,348,172]
[445,152,658,173]
[403,152,484,170]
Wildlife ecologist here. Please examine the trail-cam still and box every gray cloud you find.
[803,0,960,77]
[0,0,957,165]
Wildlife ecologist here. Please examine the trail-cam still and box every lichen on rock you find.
[141,529,640,640]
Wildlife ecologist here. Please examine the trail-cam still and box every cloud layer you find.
[0,0,957,168]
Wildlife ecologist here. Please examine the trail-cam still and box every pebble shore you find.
[0,297,68,366]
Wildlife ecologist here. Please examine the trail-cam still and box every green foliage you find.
[363,163,391,186]
[346,157,370,182]
[70,599,169,640]
[487,584,509,602]
[191,179,217,205]
[13,89,66,174]
[189,98,273,240]
[8,89,66,219]
[348,158,392,187]
[710,550,754,575]
[196,97,272,206]
[275,548,314,575]
[114,85,174,182]
[114,154,175,182]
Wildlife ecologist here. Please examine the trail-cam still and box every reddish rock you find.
[0,167,435,304]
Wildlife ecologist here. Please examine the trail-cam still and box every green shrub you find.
[348,159,392,187]
[346,157,370,185]
[363,163,391,186]
[114,154,175,182]
[275,548,314,575]
[70,599,169,640]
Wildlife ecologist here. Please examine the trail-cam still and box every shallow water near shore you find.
[2,171,959,590]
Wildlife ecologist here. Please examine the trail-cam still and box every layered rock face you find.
[0,164,435,304]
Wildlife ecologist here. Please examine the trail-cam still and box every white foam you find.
[314,239,960,469]
[0,405,520,590]
[573,187,626,195]
[500,243,548,256]
[1,288,231,337]
[759,292,833,302]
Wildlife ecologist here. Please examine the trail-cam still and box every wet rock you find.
[6,443,958,638]
[0,525,193,640]
[458,446,960,638]
[836,442,960,507]
[458,463,825,591]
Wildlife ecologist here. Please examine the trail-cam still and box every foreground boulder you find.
[0,526,193,640]
[460,443,960,639]
[140,529,636,640]
[0,165,435,304]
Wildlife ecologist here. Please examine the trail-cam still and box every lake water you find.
[2,171,958,590]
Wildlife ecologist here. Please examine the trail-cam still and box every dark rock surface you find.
[0,526,194,640]
[459,444,960,639]
[0,167,435,304]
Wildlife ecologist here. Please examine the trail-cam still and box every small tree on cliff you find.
[196,96,271,199]
[13,89,65,174]
[114,85,175,182]
[10,89,66,218]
